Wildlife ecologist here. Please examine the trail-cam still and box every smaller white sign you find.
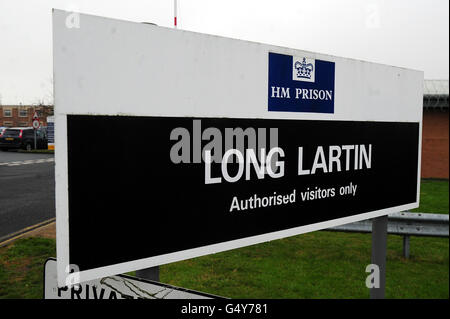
[44,259,220,299]
[32,120,40,129]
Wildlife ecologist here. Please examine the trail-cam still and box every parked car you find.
[0,127,48,151]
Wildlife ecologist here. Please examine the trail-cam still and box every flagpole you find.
[174,0,177,28]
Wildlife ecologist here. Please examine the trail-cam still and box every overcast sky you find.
[0,0,448,105]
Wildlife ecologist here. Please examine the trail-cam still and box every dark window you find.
[3,109,12,117]
[3,129,21,137]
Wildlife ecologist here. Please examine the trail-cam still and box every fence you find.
[327,212,449,258]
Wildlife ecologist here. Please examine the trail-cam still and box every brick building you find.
[422,80,449,179]
[0,104,53,128]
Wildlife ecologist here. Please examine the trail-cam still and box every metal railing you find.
[327,212,449,258]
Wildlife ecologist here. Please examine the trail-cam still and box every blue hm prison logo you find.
[293,57,315,82]
[268,52,335,114]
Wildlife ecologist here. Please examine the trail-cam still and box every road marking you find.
[0,218,56,247]
[0,158,54,166]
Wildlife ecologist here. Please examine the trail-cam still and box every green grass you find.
[412,179,449,214]
[0,179,448,299]
[160,232,448,299]
[1,234,447,299]
[0,238,55,299]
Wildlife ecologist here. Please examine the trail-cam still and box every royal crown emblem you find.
[294,58,314,79]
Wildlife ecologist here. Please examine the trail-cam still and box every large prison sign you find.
[53,10,423,286]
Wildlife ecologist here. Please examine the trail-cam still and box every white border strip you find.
[55,114,71,287]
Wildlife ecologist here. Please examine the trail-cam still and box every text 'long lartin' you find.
[205,144,372,184]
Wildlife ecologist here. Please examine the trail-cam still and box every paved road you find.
[0,151,55,239]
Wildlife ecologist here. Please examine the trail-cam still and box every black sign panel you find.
[67,115,419,271]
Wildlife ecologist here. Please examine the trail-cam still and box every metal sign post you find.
[370,215,388,299]
[32,112,40,150]
[136,266,160,282]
